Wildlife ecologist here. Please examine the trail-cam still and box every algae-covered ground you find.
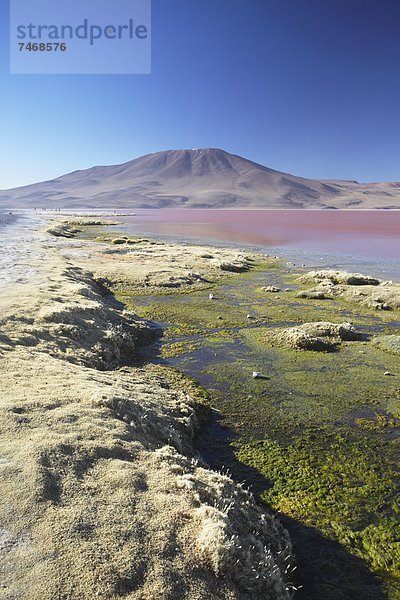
[68,222,400,599]
[123,270,399,596]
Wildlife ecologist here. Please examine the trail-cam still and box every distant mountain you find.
[1,148,400,209]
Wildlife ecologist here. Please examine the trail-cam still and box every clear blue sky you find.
[1,0,400,188]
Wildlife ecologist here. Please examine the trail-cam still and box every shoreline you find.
[102,210,400,280]
[1,216,399,598]
[0,212,48,290]
[0,219,294,599]
[109,224,400,282]
[55,218,400,599]
[6,209,400,279]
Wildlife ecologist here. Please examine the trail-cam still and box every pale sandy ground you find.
[0,223,295,599]
[298,269,400,311]
[46,221,265,293]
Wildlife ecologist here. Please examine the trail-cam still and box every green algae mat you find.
[119,260,400,600]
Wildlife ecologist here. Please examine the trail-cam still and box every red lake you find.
[111,209,400,262]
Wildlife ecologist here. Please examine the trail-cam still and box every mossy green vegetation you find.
[76,224,400,597]
[160,339,202,358]
[356,412,400,432]
[236,430,400,597]
[124,296,252,328]
[120,257,400,597]
[145,363,212,408]
[373,335,400,356]
[204,340,400,436]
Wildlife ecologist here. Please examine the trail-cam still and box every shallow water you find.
[110,209,400,280]
[0,213,18,228]
[0,211,44,289]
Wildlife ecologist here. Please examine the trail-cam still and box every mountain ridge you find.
[1,148,400,209]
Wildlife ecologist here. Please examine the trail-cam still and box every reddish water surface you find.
[112,209,400,261]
